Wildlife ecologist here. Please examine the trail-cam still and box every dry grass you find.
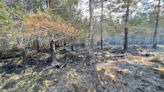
[154,67,164,72]
[96,63,119,71]
[96,62,132,82]
[104,71,118,81]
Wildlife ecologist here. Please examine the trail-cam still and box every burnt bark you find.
[22,47,26,63]
[55,41,60,50]
[71,38,74,51]
[50,40,56,63]
[124,27,128,52]
[63,40,67,51]
[0,48,24,59]
[153,0,161,49]
[89,0,94,53]
[71,44,74,51]
[123,2,129,52]
[36,37,39,52]
[100,0,104,49]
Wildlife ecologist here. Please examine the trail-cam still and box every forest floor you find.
[0,46,164,92]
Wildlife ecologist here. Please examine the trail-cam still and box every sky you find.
[77,0,163,21]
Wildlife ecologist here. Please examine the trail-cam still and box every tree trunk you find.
[36,36,39,52]
[33,0,37,13]
[46,0,50,8]
[63,40,67,51]
[123,3,129,52]
[50,40,56,63]
[100,0,104,49]
[23,0,27,13]
[2,33,8,51]
[153,0,161,49]
[22,47,26,63]
[19,23,24,47]
[124,27,128,52]
[89,0,94,53]
[71,37,74,51]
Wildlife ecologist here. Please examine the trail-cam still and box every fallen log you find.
[0,49,24,59]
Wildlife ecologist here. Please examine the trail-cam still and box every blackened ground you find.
[0,46,164,92]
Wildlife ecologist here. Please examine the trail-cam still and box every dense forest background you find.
[0,0,164,51]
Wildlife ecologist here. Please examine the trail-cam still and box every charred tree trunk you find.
[22,47,27,63]
[153,0,161,49]
[89,0,94,53]
[124,27,128,52]
[33,37,40,52]
[71,37,74,51]
[36,37,39,52]
[100,0,104,49]
[71,44,74,51]
[63,40,67,51]
[55,41,60,50]
[123,2,129,52]
[50,40,56,63]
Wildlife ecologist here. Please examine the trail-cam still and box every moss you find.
[18,80,27,87]
[24,68,34,76]
[43,80,53,87]
[47,69,54,75]
[152,56,161,61]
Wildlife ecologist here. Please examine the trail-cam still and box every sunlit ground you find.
[0,46,164,92]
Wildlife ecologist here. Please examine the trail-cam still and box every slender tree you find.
[89,0,94,53]
[123,0,130,52]
[153,0,161,49]
[100,0,104,49]
[46,0,50,8]
[50,40,56,64]
[36,36,40,52]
